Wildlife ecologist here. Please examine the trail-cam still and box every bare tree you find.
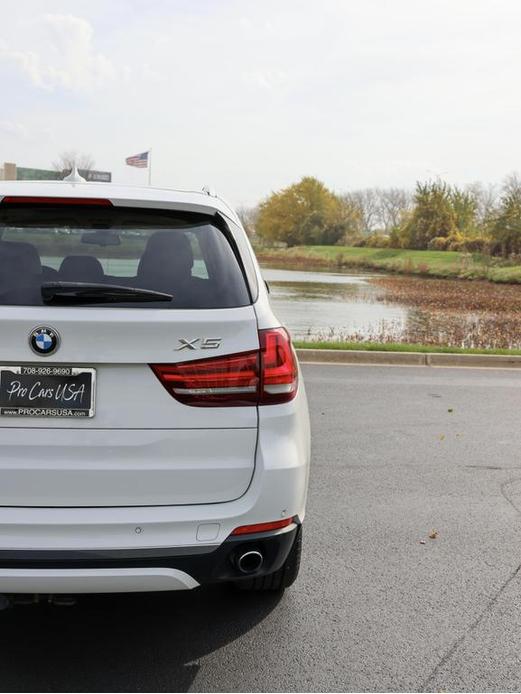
[342,189,380,234]
[52,151,95,177]
[465,182,498,227]
[501,172,521,197]
[338,196,364,241]
[341,187,411,234]
[236,205,259,238]
[379,188,413,232]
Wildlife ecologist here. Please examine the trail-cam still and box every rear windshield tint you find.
[0,205,251,308]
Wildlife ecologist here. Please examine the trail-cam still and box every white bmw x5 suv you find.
[0,181,310,596]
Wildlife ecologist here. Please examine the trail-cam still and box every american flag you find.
[125,151,149,168]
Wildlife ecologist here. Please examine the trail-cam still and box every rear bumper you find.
[0,386,310,554]
[0,567,199,593]
[0,525,299,593]
[0,380,310,594]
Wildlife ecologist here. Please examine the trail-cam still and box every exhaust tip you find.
[237,550,264,574]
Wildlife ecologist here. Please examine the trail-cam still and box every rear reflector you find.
[0,196,112,206]
[231,517,295,535]
[150,327,298,407]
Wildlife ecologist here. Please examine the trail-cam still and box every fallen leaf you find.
[429,530,439,539]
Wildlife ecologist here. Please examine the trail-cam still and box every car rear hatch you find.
[0,198,259,507]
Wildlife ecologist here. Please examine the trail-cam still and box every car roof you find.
[0,181,240,225]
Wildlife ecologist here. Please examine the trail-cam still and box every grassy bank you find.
[293,340,521,356]
[256,245,521,283]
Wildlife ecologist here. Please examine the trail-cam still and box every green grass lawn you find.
[293,340,521,356]
[256,245,521,283]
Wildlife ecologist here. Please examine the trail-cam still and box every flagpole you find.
[148,149,152,186]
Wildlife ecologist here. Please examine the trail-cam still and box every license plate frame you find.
[0,365,96,418]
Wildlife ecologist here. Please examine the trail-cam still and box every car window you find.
[0,205,250,308]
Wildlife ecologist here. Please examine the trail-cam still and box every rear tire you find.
[235,526,302,592]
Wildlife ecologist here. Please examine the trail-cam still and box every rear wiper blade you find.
[41,282,173,305]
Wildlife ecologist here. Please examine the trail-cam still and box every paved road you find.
[2,363,521,692]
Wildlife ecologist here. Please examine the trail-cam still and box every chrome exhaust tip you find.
[237,550,264,574]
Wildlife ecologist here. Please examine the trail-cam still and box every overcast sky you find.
[1,0,521,206]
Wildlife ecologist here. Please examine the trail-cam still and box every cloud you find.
[242,69,289,91]
[0,14,120,92]
[0,119,55,149]
[0,120,30,138]
[2,0,521,204]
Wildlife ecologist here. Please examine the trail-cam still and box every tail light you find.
[150,327,298,407]
[151,351,259,407]
[258,327,298,404]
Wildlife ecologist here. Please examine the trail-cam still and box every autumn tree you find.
[256,177,347,246]
[491,174,521,256]
[402,181,458,249]
[451,188,478,236]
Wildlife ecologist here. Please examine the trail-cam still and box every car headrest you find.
[60,255,104,282]
[0,241,42,276]
[137,231,194,284]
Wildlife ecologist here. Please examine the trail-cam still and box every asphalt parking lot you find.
[1,363,521,692]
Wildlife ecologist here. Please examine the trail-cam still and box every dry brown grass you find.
[360,276,521,348]
[372,276,521,313]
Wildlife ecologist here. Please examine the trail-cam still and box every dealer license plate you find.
[0,366,96,418]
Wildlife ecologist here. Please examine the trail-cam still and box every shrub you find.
[446,233,466,251]
[428,236,449,251]
[341,231,365,247]
[364,233,390,248]
[461,237,488,254]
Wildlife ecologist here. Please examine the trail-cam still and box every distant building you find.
[0,162,111,182]
[0,162,16,181]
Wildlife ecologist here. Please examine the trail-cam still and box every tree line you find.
[242,175,521,257]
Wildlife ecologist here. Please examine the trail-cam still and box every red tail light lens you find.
[151,352,260,407]
[150,327,298,407]
[259,327,298,405]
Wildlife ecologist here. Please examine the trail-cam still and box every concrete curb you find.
[296,348,521,369]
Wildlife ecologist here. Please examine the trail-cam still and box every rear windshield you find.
[0,205,251,308]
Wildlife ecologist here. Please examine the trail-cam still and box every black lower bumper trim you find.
[0,525,300,585]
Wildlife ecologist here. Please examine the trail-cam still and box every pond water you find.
[262,267,407,340]
[261,266,521,348]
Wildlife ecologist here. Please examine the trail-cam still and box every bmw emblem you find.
[29,326,60,356]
